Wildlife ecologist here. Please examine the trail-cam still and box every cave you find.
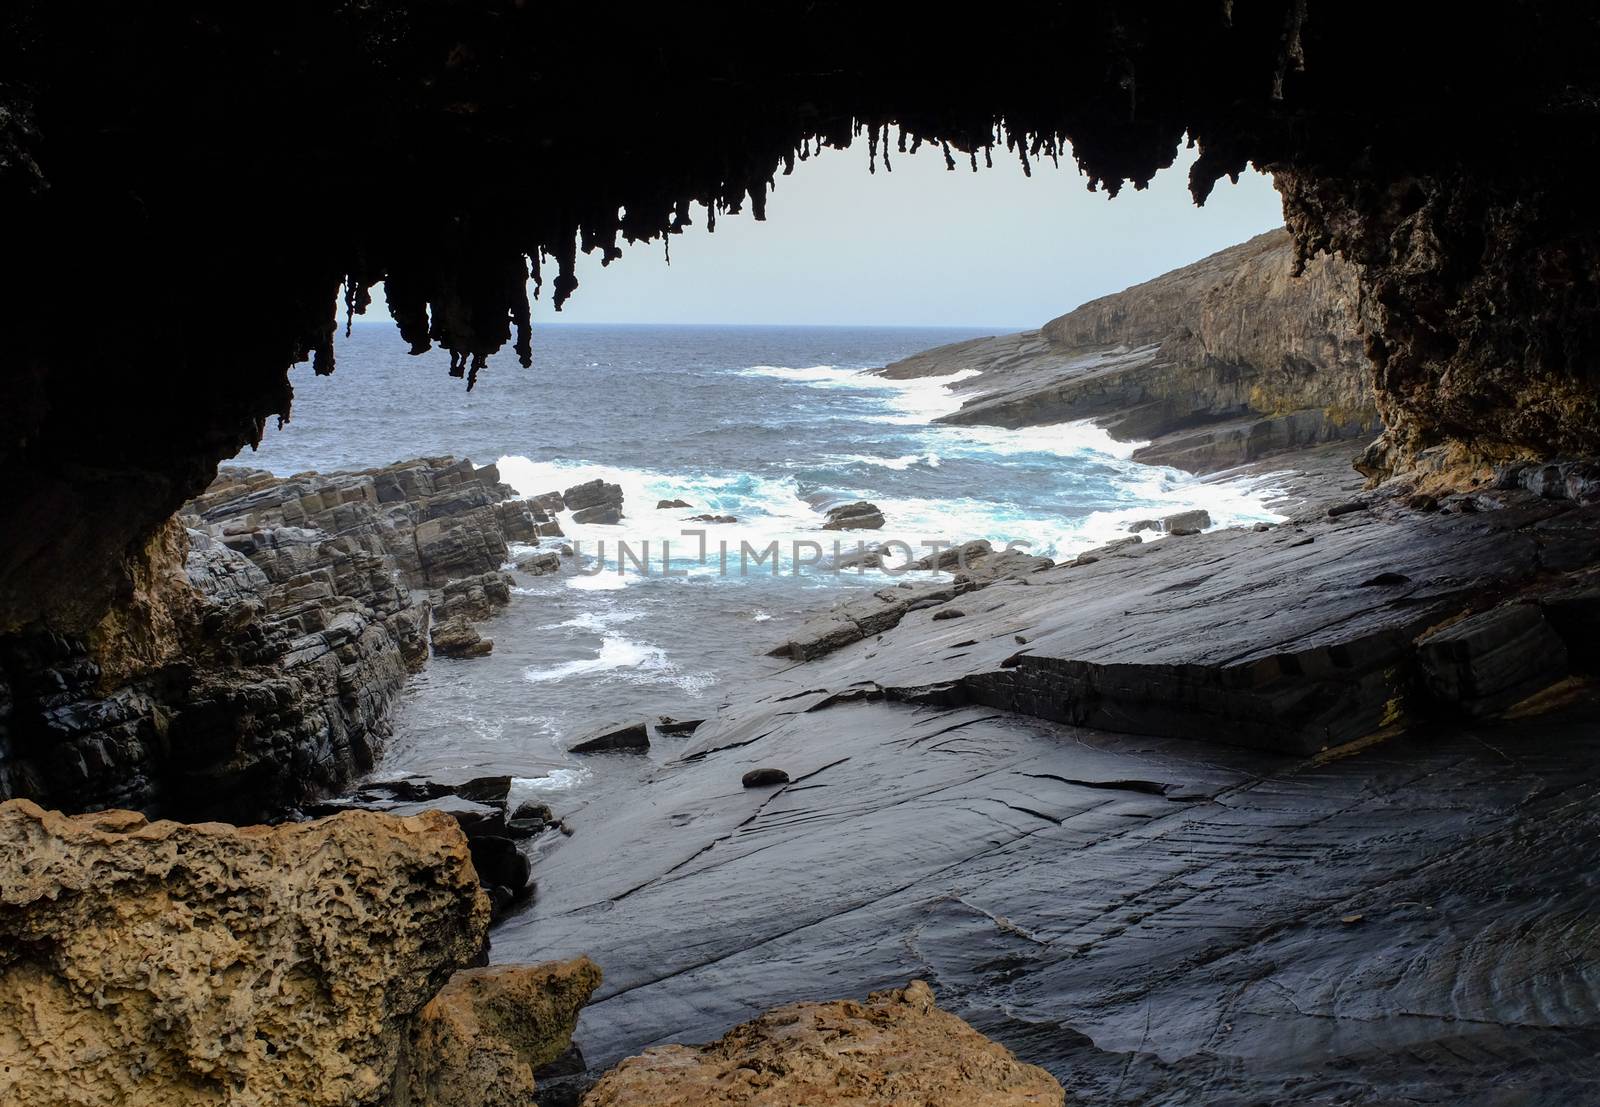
[4,3,1600,1104]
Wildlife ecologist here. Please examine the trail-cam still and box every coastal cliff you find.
[882,229,1379,473]
[0,457,542,821]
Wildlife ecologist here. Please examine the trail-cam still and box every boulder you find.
[432,615,493,658]
[400,959,601,1107]
[657,498,694,509]
[822,501,887,531]
[516,550,562,576]
[741,768,790,787]
[688,513,738,524]
[911,540,993,571]
[581,980,1064,1106]
[0,800,490,1107]
[571,504,623,526]
[569,721,650,754]
[1128,509,1212,535]
[562,479,623,513]
[431,571,515,624]
[531,491,567,515]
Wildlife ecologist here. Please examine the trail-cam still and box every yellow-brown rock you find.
[0,800,490,1107]
[580,980,1064,1106]
[396,958,602,1107]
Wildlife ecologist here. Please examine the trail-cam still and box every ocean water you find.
[249,323,1285,805]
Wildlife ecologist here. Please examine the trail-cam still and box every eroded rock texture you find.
[884,229,1376,473]
[1278,163,1600,474]
[0,457,536,820]
[0,801,490,1107]
[582,981,1064,1107]
[398,959,601,1107]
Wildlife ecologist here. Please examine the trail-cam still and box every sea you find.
[249,322,1285,811]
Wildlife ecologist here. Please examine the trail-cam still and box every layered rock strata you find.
[0,457,538,820]
[882,229,1378,474]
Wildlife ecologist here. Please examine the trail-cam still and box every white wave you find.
[554,610,644,632]
[522,636,666,683]
[751,609,773,622]
[511,768,589,798]
[921,418,1145,461]
[828,452,941,471]
[737,363,981,424]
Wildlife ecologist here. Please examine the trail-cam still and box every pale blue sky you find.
[377,144,1284,330]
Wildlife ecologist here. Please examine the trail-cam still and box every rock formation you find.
[581,981,1064,1106]
[0,457,539,821]
[883,230,1378,473]
[563,479,624,525]
[822,501,887,531]
[0,800,489,1106]
[398,959,601,1107]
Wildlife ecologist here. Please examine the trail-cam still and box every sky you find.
[373,143,1284,330]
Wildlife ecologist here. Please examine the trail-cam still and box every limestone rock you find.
[581,980,1064,1106]
[401,959,602,1107]
[0,800,490,1107]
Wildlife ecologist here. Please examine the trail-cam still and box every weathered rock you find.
[884,230,1376,475]
[1418,603,1570,717]
[517,551,562,575]
[1073,535,1142,566]
[571,504,623,526]
[563,479,624,513]
[401,959,602,1107]
[768,581,972,661]
[741,768,789,787]
[431,571,515,624]
[581,981,1064,1106]
[0,800,490,1107]
[911,540,994,572]
[688,513,738,524]
[531,492,567,516]
[1130,510,1211,535]
[822,501,887,531]
[656,716,705,736]
[432,615,493,658]
[569,721,651,754]
[657,498,694,509]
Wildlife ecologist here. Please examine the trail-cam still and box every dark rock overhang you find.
[3,2,1600,632]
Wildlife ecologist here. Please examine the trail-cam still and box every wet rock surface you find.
[495,456,1600,1103]
[582,980,1064,1106]
[822,501,888,531]
[0,456,539,820]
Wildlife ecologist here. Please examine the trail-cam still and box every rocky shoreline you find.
[881,229,1380,475]
[4,239,1599,1103]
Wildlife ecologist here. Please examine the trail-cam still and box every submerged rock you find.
[582,980,1064,1106]
[0,800,489,1106]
